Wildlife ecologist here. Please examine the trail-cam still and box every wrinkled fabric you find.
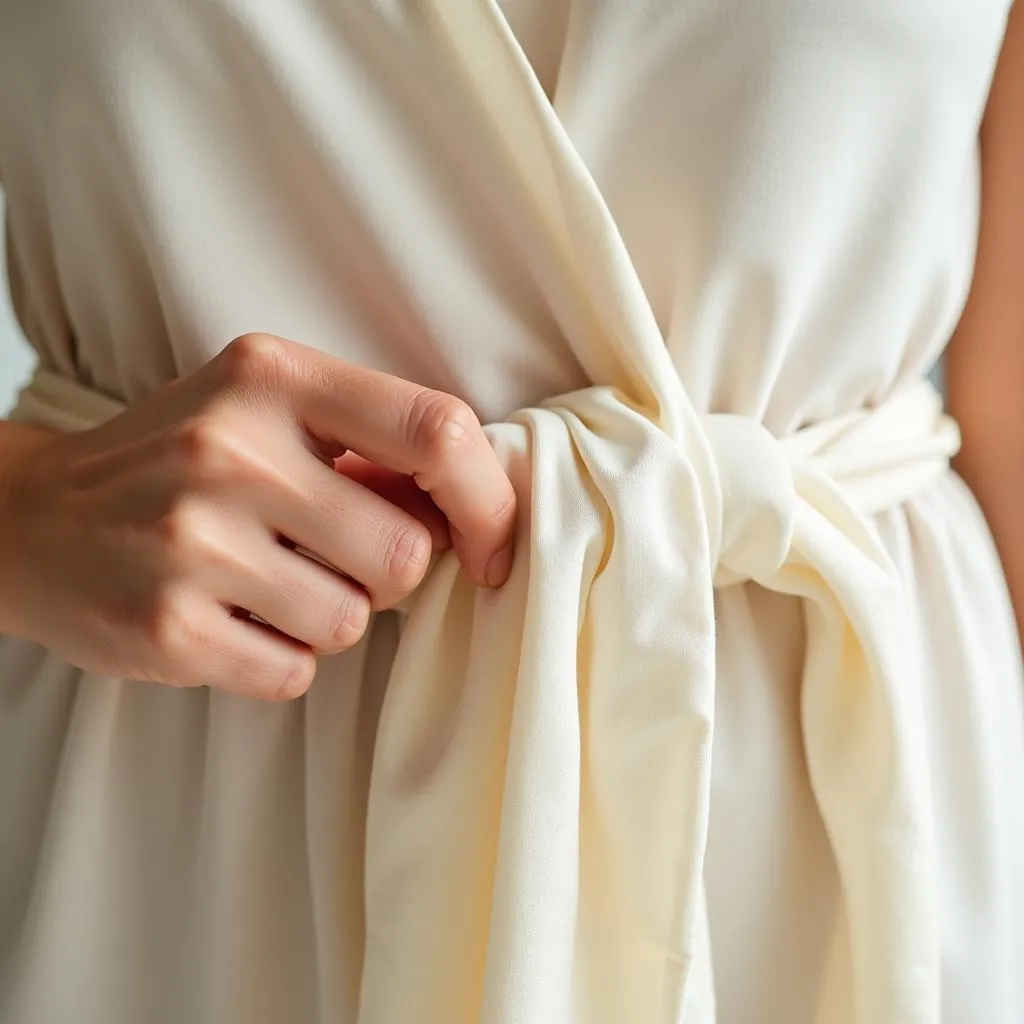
[2,1,1023,1023]
[9,362,960,1022]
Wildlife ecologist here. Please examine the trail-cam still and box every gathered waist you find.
[8,362,962,526]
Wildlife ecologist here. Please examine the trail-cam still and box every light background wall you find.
[0,194,35,414]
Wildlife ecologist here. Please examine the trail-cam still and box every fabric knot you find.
[701,414,796,589]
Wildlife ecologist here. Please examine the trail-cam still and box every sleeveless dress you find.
[1,2,1023,1022]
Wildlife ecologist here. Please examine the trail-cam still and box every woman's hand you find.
[0,333,517,699]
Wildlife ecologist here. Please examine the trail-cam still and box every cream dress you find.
[1,1,1023,1022]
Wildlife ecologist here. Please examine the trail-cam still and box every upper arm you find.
[946,3,1024,442]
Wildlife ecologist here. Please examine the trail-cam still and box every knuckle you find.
[145,585,196,659]
[329,588,371,650]
[174,416,229,471]
[221,333,291,386]
[409,390,479,466]
[173,416,255,486]
[153,495,208,556]
[383,521,432,592]
[189,519,247,579]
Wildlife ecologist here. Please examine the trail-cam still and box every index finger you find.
[299,359,517,587]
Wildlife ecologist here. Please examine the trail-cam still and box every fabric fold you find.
[355,2,949,1019]
[11,363,956,1023]
[360,384,949,1024]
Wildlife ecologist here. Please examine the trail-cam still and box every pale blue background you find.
[0,195,35,414]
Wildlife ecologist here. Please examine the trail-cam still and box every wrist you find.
[0,421,58,636]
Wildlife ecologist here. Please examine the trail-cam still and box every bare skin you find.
[0,333,517,700]
[947,3,1024,641]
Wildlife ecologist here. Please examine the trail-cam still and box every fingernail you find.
[485,540,514,588]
